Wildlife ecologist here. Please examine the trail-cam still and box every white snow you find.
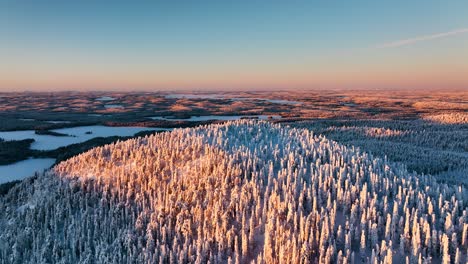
[0,121,466,263]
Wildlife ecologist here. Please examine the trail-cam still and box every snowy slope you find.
[0,121,466,263]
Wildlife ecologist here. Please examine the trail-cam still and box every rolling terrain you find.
[0,121,466,263]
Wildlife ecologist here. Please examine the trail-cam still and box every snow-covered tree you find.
[0,121,466,263]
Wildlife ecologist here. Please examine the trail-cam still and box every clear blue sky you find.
[1,0,467,91]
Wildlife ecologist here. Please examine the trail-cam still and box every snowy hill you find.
[0,121,466,263]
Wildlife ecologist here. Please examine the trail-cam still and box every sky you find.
[1,0,468,91]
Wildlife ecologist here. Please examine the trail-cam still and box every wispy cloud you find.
[377,28,468,48]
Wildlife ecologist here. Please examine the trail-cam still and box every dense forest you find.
[0,139,34,165]
[294,118,468,183]
[0,121,466,263]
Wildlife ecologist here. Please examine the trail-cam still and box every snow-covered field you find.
[0,121,466,263]
[0,125,168,150]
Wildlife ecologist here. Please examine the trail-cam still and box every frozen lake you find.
[0,158,56,184]
[165,94,224,99]
[164,93,302,105]
[46,120,72,124]
[16,119,73,124]
[0,126,168,150]
[96,96,116,101]
[262,99,302,105]
[150,115,282,121]
[104,104,124,109]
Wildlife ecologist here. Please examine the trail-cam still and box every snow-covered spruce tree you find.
[0,121,467,263]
